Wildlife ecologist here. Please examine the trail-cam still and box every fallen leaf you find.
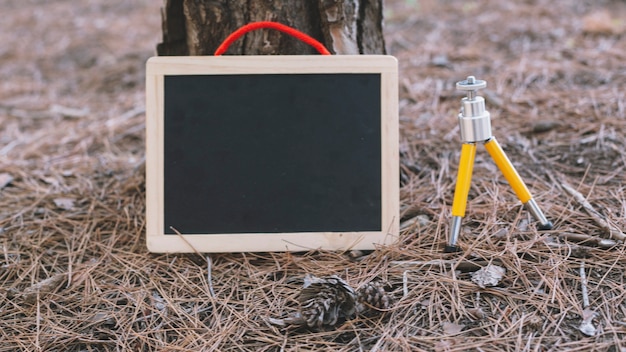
[431,54,451,68]
[88,312,116,326]
[49,104,89,118]
[492,228,509,239]
[579,319,596,336]
[0,173,13,190]
[532,120,561,134]
[471,264,506,288]
[579,308,597,336]
[442,321,465,335]
[152,290,166,312]
[268,317,286,326]
[434,340,454,350]
[349,250,364,259]
[467,307,487,320]
[582,10,625,35]
[41,176,59,186]
[53,197,75,210]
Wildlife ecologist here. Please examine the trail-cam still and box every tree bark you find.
[157,0,386,56]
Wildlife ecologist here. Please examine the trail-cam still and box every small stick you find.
[561,182,626,241]
[580,261,590,308]
[36,293,41,350]
[207,255,215,298]
[402,270,408,298]
[558,233,617,249]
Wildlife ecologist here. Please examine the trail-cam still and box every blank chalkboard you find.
[146,56,398,252]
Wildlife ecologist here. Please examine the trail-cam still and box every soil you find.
[1,0,625,350]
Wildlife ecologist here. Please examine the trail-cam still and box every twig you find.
[580,261,590,308]
[36,293,41,351]
[561,182,626,241]
[207,255,216,298]
[558,233,617,249]
[402,270,408,298]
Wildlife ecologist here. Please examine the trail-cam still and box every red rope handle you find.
[214,21,331,56]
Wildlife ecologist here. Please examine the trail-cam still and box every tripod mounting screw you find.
[456,76,486,100]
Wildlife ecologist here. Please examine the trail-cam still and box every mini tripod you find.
[445,76,553,252]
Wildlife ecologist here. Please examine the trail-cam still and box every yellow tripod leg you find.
[484,137,553,230]
[484,137,531,202]
[452,143,477,217]
[447,143,476,252]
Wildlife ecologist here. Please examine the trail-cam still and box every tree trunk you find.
[157,0,386,56]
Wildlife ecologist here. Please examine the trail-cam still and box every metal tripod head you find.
[456,76,492,143]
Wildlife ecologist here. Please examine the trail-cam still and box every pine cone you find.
[356,280,394,314]
[297,275,357,329]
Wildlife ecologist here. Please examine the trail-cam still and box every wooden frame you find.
[145,55,398,253]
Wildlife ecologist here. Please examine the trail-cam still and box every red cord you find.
[214,21,331,56]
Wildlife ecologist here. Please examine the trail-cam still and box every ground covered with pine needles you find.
[1,0,626,350]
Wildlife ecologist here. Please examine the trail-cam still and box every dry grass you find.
[1,0,626,350]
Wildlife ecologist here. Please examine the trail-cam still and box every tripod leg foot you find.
[524,198,553,230]
[446,216,464,252]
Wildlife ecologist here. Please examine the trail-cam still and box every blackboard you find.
[146,56,398,252]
